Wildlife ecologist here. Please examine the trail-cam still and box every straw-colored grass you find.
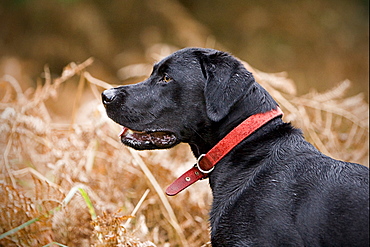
[0,45,368,246]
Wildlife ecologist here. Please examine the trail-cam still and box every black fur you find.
[102,48,369,246]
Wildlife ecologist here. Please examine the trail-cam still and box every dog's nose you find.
[102,88,117,105]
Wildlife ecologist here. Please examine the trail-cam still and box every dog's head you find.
[102,48,276,151]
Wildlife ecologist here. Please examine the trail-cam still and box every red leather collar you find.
[165,107,283,196]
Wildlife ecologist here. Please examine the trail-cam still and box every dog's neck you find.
[190,82,279,157]
[190,114,284,157]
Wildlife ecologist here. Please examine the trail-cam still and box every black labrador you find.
[102,48,369,246]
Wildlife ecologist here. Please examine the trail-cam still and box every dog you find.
[102,48,369,246]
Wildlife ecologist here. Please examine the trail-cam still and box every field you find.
[0,46,368,246]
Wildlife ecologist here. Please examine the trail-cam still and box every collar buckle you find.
[195,154,215,174]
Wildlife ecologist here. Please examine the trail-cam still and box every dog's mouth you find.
[119,126,178,150]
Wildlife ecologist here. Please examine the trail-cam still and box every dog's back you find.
[210,124,369,246]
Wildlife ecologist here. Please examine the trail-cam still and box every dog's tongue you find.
[119,127,129,137]
[119,127,176,148]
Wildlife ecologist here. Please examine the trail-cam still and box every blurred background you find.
[0,0,368,246]
[0,0,368,99]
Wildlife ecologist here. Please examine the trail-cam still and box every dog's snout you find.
[102,89,117,105]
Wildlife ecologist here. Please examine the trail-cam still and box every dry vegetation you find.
[0,0,368,246]
[0,44,368,246]
[0,54,211,247]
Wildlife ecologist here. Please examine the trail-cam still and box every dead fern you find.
[91,209,156,247]
[0,183,55,246]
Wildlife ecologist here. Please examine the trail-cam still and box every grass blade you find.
[78,187,97,220]
[0,218,39,240]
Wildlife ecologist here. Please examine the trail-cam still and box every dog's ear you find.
[199,50,253,122]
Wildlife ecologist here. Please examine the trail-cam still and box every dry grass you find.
[0,46,368,247]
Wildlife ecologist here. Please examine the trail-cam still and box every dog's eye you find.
[161,74,172,83]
